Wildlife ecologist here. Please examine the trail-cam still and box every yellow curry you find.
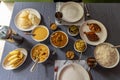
[32,26,48,41]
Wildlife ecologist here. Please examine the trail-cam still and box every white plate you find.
[80,20,107,45]
[2,48,27,70]
[60,2,84,23]
[14,8,41,31]
[57,63,90,80]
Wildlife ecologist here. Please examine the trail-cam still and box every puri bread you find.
[17,17,32,29]
[28,13,40,25]
[17,10,40,29]
[19,10,29,18]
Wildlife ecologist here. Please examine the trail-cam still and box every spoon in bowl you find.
[74,39,87,62]
[30,53,39,72]
[112,45,120,48]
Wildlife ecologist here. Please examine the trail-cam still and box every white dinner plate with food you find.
[14,8,41,31]
[79,20,107,45]
[2,48,27,70]
[60,2,84,23]
[57,63,90,80]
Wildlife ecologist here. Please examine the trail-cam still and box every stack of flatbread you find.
[17,10,40,29]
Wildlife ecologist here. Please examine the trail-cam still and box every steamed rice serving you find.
[94,43,118,67]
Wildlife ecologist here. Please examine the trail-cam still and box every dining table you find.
[0,2,120,80]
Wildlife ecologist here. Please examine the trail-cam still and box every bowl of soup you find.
[31,25,49,42]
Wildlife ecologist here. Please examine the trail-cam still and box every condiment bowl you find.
[74,39,87,53]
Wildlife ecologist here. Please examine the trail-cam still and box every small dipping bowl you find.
[74,39,87,53]
[67,25,79,36]
[50,23,57,31]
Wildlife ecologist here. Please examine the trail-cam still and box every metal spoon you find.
[30,54,39,72]
[30,58,39,72]
[84,3,90,17]
[79,52,83,62]
[112,45,120,48]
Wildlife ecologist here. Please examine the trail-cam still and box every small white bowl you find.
[74,39,87,53]
[94,42,120,68]
[2,48,27,70]
[30,43,50,63]
[31,25,49,42]
[67,25,79,36]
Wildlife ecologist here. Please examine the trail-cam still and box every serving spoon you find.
[112,45,120,48]
[30,53,39,72]
[84,3,90,17]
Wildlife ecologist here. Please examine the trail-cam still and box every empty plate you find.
[57,63,90,80]
[60,2,84,23]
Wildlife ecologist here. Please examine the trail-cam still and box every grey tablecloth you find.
[0,2,120,80]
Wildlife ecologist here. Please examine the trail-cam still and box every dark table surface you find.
[0,2,120,80]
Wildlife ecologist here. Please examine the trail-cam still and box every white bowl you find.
[31,25,49,42]
[2,48,27,70]
[94,42,120,68]
[74,39,87,52]
[50,31,68,48]
[30,43,50,63]
[67,25,79,36]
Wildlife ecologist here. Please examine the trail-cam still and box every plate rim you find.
[57,63,90,80]
[79,19,108,46]
[60,2,84,23]
[14,8,41,31]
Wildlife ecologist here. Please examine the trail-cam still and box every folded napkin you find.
[54,60,90,80]
[55,2,85,25]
